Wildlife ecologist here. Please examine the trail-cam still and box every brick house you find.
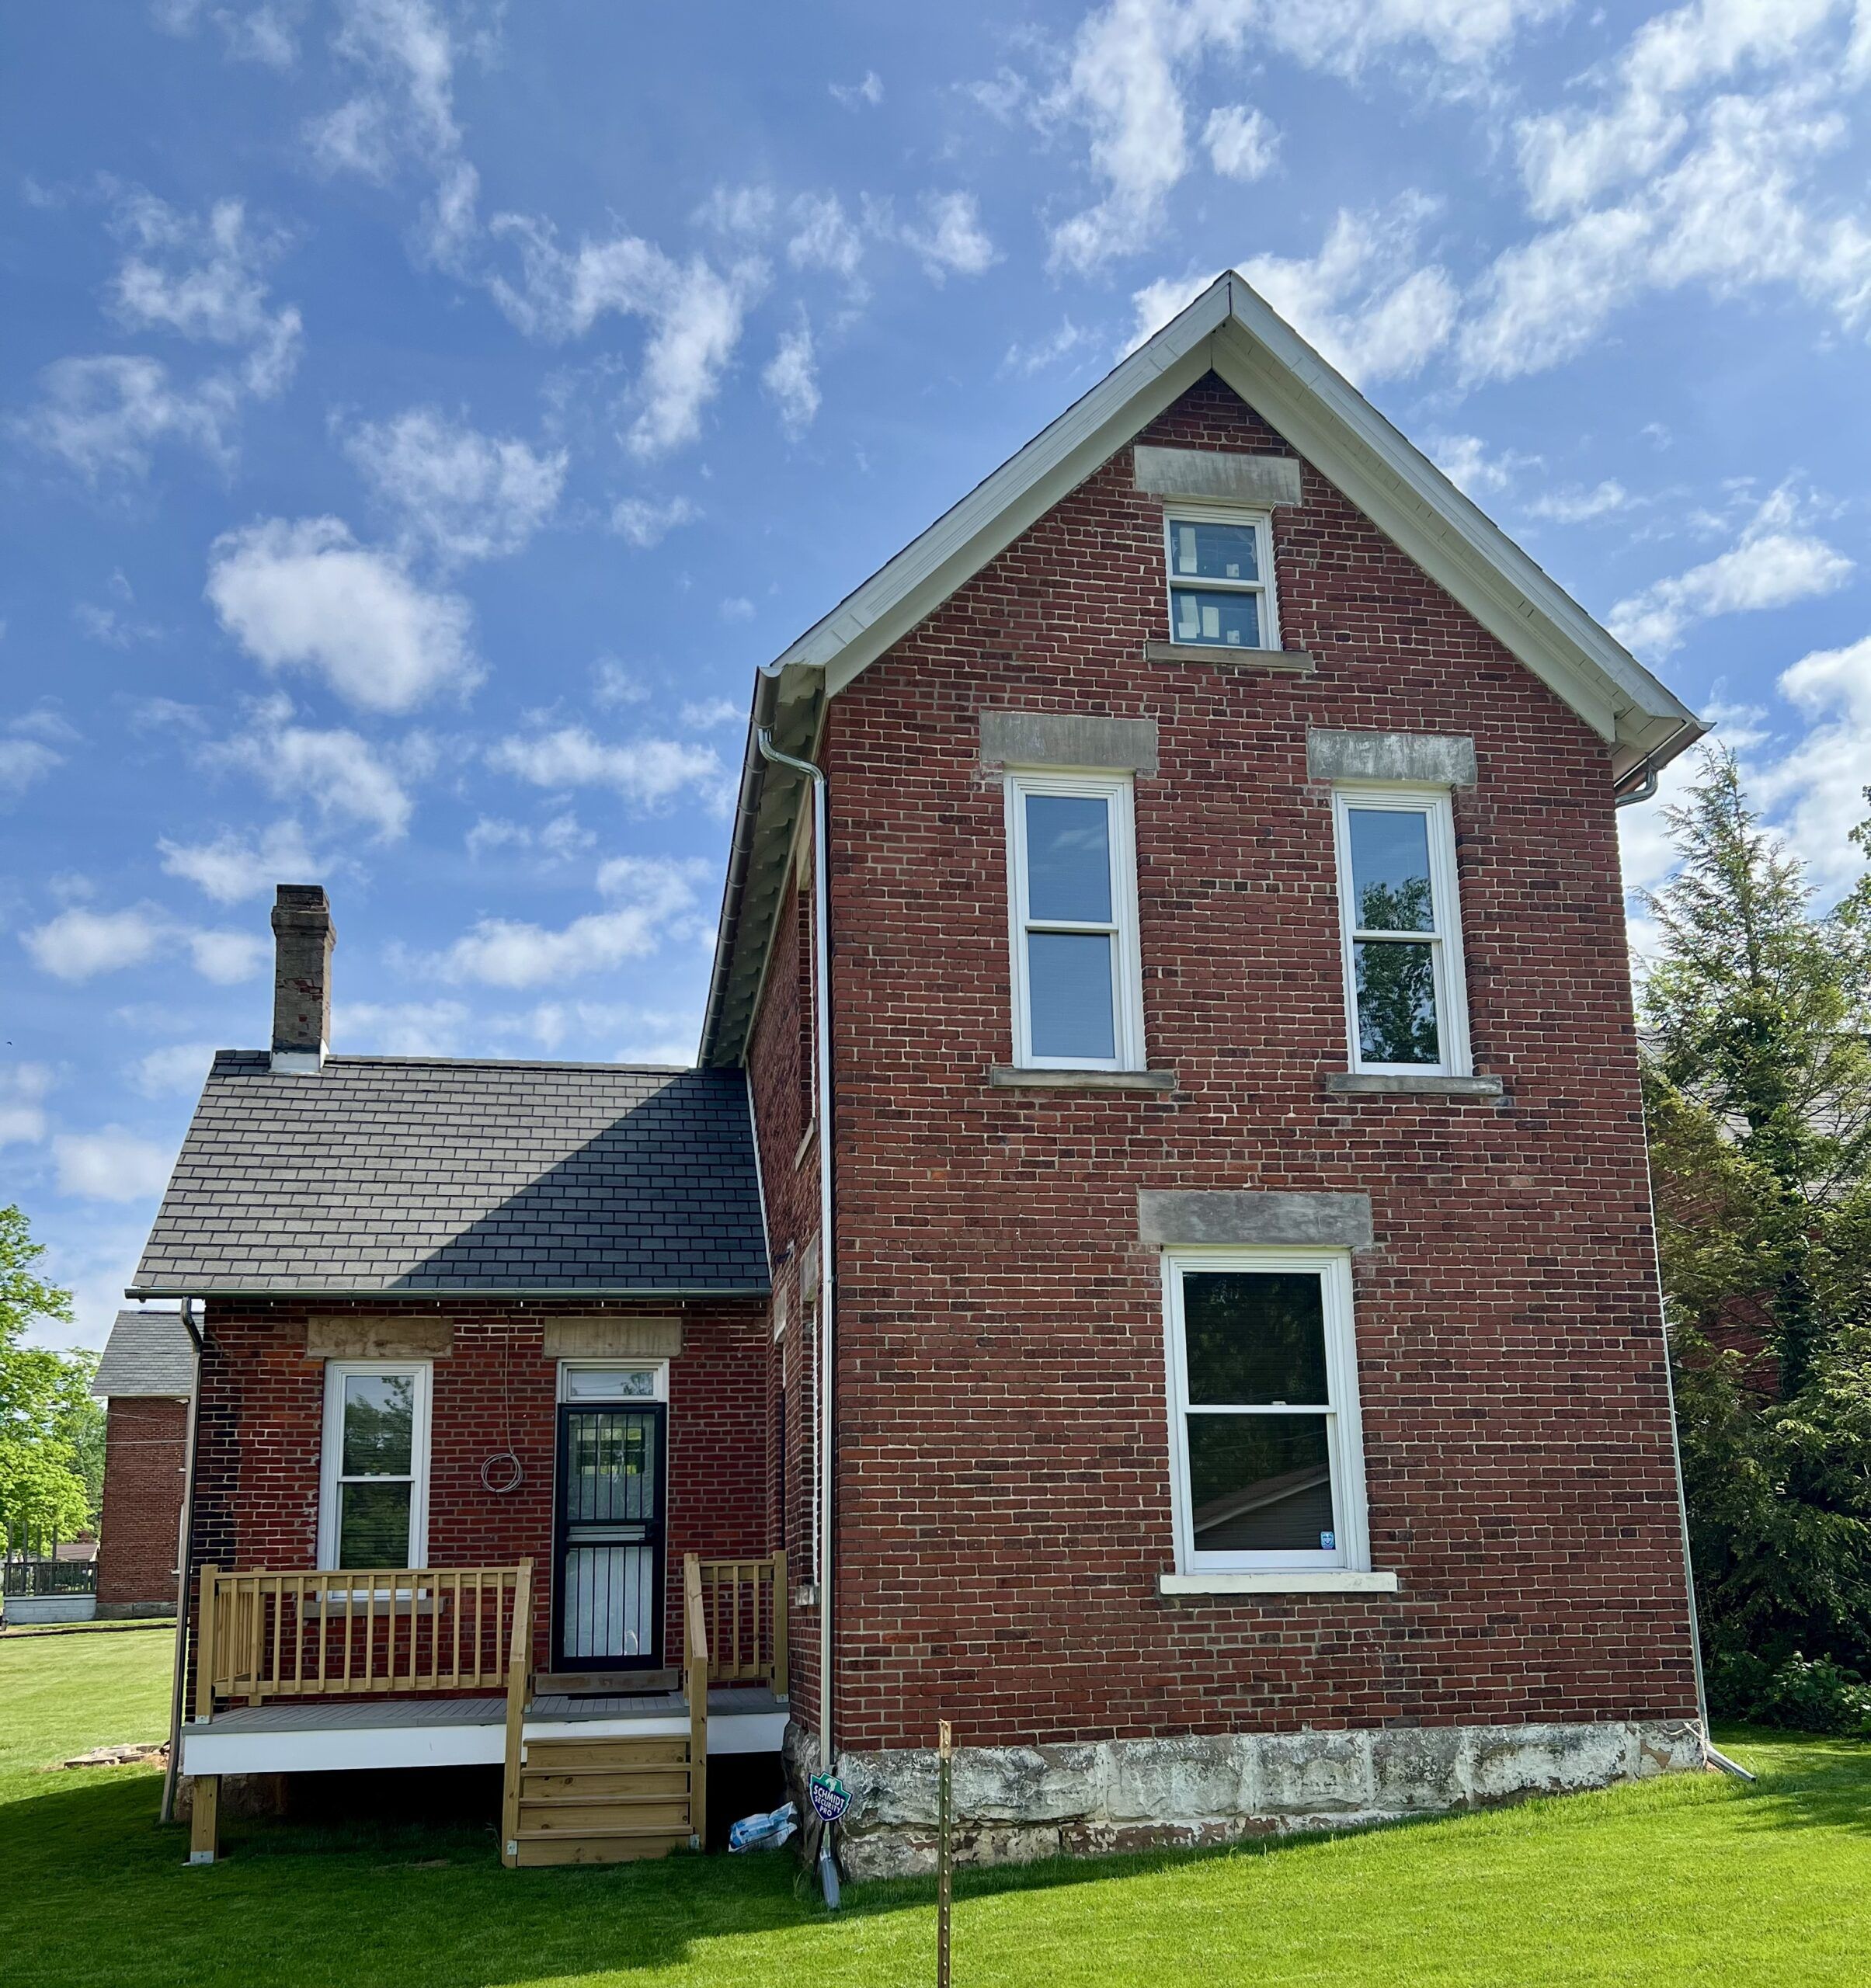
[92,1308,196,1616]
[138,273,1709,1874]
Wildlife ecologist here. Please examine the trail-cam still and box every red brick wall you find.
[769,370,1698,1751]
[96,1395,187,1607]
[187,1298,767,1676]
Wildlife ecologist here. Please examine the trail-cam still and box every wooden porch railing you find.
[683,1555,709,1849]
[691,1552,788,1698]
[193,1562,532,1713]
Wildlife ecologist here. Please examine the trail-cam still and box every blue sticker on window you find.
[1320,1531,1336,1550]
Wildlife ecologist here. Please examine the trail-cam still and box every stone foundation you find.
[787,1720,1704,1880]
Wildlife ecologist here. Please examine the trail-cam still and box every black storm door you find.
[552,1402,666,1670]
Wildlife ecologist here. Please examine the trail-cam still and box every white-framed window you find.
[1330,784,1471,1076]
[1163,506,1278,651]
[1161,1248,1370,1574]
[318,1361,431,1571]
[1003,767,1145,1071]
[557,1362,669,1403]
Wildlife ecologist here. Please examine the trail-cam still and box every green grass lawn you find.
[2,1625,1868,1986]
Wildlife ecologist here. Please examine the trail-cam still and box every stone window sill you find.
[1324,1073,1504,1099]
[987,1067,1178,1094]
[1159,1570,1400,1597]
[1143,641,1316,673]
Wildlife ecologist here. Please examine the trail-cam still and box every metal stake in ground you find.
[937,1719,953,1988]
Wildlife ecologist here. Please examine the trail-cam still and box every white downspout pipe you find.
[755,730,836,1785]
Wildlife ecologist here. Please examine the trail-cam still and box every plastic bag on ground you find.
[729,1802,798,1852]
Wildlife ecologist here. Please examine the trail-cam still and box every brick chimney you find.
[270,884,335,1074]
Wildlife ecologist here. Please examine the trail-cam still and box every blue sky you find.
[6,0,1871,1350]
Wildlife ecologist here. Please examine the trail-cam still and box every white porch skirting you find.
[181,1688,788,1779]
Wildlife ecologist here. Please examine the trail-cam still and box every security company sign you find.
[808,1773,850,1824]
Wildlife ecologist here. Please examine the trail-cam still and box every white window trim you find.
[1003,766,1146,1072]
[556,1360,669,1403]
[1160,1246,1372,1576]
[317,1360,432,1573]
[1330,782,1473,1079]
[1161,503,1280,652]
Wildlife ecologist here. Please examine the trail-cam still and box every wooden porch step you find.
[533,1668,679,1695]
[523,1768,690,1798]
[523,1737,690,1770]
[519,1798,692,1833]
[511,1827,690,1867]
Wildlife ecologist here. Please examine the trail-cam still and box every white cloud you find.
[1465,79,1871,383]
[1429,433,1541,499]
[697,184,777,237]
[680,697,742,729]
[153,1,306,67]
[130,1043,217,1097]
[23,907,165,981]
[419,855,708,989]
[207,516,481,711]
[900,193,997,283]
[205,698,419,839]
[829,70,884,109]
[0,735,64,805]
[610,495,701,548]
[1038,0,1549,274]
[591,658,649,706]
[338,998,473,1055]
[1204,104,1278,181]
[1003,318,1089,376]
[763,322,821,439]
[345,408,566,564]
[54,1128,175,1204]
[718,596,756,623]
[465,810,593,862]
[15,191,301,482]
[489,217,756,457]
[0,1063,54,1147]
[22,903,269,985]
[488,725,724,811]
[787,193,864,279]
[1758,634,1871,890]
[1526,480,1633,523]
[1608,487,1853,656]
[308,0,482,266]
[109,193,301,394]
[158,819,321,902]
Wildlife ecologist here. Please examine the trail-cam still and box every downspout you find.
[754,730,836,1784]
[160,1298,204,1826]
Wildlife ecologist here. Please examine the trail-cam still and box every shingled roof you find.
[93,1309,196,1398]
[129,1054,769,1298]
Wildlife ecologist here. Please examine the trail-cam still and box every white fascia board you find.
[795,282,1233,697]
[182,1719,503,1777]
[1208,297,1699,763]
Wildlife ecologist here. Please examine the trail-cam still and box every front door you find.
[553,1399,666,1671]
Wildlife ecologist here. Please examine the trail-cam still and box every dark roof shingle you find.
[93,1308,197,1397]
[129,1055,770,1297]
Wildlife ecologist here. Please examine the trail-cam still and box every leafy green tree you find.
[0,1204,96,1559]
[1639,751,1871,1695]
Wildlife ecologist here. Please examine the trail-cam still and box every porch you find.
[180,1553,788,1866]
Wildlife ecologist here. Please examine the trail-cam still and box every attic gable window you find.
[1163,507,1278,650]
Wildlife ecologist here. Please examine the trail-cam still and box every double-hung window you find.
[318,1361,431,1570]
[1330,785,1470,1076]
[1163,507,1278,651]
[1004,769,1144,1070]
[1163,1249,1369,1574]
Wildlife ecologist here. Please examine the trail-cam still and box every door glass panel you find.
[565,1409,656,1524]
[339,1372,413,1475]
[1348,808,1435,932]
[1355,940,1441,1065]
[1028,930,1116,1061]
[1185,1414,1334,1553]
[337,1480,412,1567]
[562,1367,658,1402]
[1024,794,1111,923]
[1182,1273,1329,1405]
[562,1545,656,1660]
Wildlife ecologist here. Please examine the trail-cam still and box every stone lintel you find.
[540,1316,683,1360]
[1137,1189,1374,1249]
[979,711,1159,777]
[1133,447,1302,507]
[1306,728,1478,787]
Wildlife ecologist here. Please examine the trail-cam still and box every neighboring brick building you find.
[137,273,1709,1875]
[92,1309,196,1616]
